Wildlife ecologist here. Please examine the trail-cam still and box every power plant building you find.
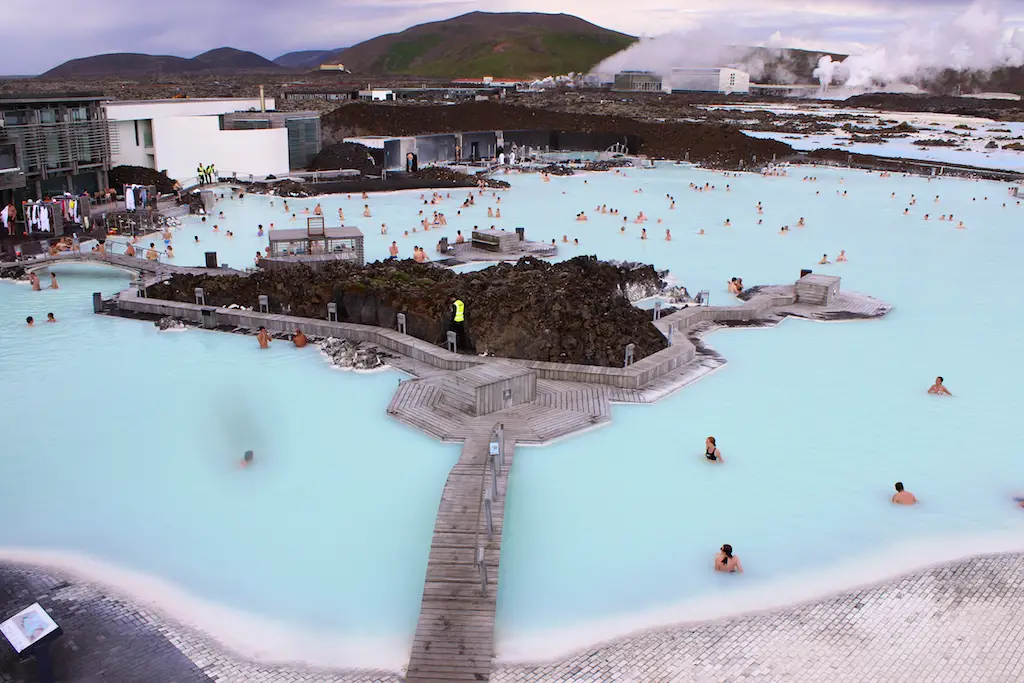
[668,68,750,94]
[612,71,663,93]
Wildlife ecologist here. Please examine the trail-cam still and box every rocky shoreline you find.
[154,316,391,370]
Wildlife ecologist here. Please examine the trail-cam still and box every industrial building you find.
[0,92,112,208]
[105,96,320,182]
[668,68,751,94]
[612,71,663,93]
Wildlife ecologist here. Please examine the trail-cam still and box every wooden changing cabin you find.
[262,217,364,270]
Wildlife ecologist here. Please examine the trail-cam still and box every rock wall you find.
[321,102,793,168]
[146,256,668,366]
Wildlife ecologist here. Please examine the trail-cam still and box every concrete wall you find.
[110,120,154,169]
[152,116,289,181]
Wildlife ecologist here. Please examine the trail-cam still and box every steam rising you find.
[815,1,1024,90]
[592,0,1023,95]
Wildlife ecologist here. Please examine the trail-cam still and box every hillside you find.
[326,11,636,78]
[42,48,281,78]
[274,50,340,69]
[42,53,199,78]
[192,47,279,71]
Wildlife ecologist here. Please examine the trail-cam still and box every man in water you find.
[891,482,918,505]
[257,326,271,349]
[293,329,307,348]
[241,450,254,467]
[928,376,952,396]
[26,316,34,326]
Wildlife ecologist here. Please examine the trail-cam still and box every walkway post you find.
[446,330,457,353]
[194,288,205,305]
[327,302,338,321]
[667,323,674,346]
[654,299,662,321]
[483,486,494,540]
[476,547,487,597]
[497,423,505,467]
[624,343,635,367]
[258,295,269,313]
[92,292,103,314]
[397,313,406,334]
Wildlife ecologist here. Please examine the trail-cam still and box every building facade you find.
[0,93,111,212]
[612,71,663,93]
[221,111,322,171]
[105,98,320,182]
[668,68,751,94]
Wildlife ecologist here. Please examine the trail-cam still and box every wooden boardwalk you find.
[0,251,244,279]
[405,428,515,683]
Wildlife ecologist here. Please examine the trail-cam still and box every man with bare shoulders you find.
[891,482,918,505]
[257,326,272,349]
[928,376,952,396]
[145,243,159,261]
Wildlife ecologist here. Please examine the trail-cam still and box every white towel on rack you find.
[125,187,136,211]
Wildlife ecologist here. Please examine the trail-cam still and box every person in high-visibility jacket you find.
[451,298,466,350]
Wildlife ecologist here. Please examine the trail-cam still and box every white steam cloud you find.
[593,0,1024,94]
[815,1,1024,89]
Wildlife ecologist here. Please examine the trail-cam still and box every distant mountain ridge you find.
[324,11,637,78]
[273,50,342,69]
[42,47,281,78]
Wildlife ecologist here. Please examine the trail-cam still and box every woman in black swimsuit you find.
[705,436,723,463]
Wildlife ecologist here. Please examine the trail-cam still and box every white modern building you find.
[667,68,751,94]
[104,97,304,182]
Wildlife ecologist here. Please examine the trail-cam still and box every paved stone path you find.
[4,555,1024,682]
[491,554,1024,683]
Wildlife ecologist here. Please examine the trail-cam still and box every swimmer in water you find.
[665,229,671,241]
[704,436,723,463]
[47,313,56,322]
[797,217,805,227]
[640,228,647,240]
[26,316,34,326]
[194,236,200,243]
[715,544,742,573]
[819,254,830,265]
[242,450,254,467]
[927,376,952,396]
[724,219,731,227]
[292,329,307,348]
[257,326,271,349]
[891,481,917,505]
[836,249,847,262]
[698,229,705,235]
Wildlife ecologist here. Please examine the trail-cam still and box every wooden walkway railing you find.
[406,425,514,682]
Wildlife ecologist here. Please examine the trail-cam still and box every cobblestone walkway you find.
[4,555,1024,683]
[491,554,1024,683]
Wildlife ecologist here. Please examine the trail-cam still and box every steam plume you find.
[814,1,1024,90]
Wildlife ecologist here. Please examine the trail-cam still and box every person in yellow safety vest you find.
[197,163,205,185]
[208,165,216,183]
[451,298,466,349]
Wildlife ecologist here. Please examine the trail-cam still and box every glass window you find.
[0,143,16,169]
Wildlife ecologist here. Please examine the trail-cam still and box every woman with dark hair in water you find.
[715,544,743,573]
[241,450,254,467]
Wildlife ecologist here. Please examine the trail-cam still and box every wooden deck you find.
[405,428,514,683]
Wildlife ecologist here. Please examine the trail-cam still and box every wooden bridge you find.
[0,251,244,280]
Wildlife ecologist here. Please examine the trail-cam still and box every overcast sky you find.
[5,0,1023,74]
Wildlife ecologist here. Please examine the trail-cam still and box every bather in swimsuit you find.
[706,447,718,462]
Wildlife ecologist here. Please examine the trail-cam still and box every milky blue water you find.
[0,264,457,667]
[3,164,1024,665]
